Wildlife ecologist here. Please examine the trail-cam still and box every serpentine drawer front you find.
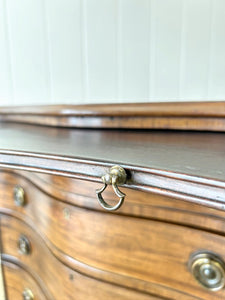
[0,103,225,299]
[2,261,47,300]
[0,170,225,299]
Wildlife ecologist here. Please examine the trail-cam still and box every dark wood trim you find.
[0,103,224,210]
[0,102,225,131]
[0,150,224,211]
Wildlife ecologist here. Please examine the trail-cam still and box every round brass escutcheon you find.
[22,288,34,300]
[14,185,26,206]
[18,235,31,255]
[189,252,225,291]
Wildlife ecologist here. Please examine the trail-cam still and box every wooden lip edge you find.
[1,102,225,131]
[0,150,224,211]
[1,115,225,132]
[0,148,224,186]
[2,255,54,300]
[0,102,225,117]
[1,210,177,299]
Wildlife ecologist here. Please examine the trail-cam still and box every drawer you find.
[1,215,158,300]
[2,170,225,234]
[1,170,225,299]
[2,259,47,300]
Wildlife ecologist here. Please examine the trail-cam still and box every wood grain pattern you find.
[1,216,161,300]
[0,104,225,299]
[0,102,225,130]
[0,170,225,299]
[1,102,225,116]
[1,170,225,235]
[2,260,47,300]
[0,123,224,211]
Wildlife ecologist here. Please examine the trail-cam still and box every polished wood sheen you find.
[0,103,225,299]
[1,170,225,299]
[0,123,224,211]
[0,102,225,131]
[2,215,160,300]
[2,260,47,300]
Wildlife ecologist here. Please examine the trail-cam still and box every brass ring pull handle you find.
[96,165,127,211]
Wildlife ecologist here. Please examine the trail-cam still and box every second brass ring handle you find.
[96,166,127,211]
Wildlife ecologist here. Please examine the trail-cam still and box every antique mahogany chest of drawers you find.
[0,102,224,300]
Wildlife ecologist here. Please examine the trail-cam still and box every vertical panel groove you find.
[3,0,14,105]
[149,0,156,100]
[147,0,151,100]
[81,0,89,102]
[117,0,122,101]
[179,0,186,100]
[42,0,53,103]
[207,0,214,98]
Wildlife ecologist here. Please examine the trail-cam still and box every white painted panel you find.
[208,0,225,99]
[0,0,224,106]
[5,0,49,104]
[46,0,83,103]
[119,0,149,102]
[0,0,13,105]
[152,0,182,101]
[85,0,117,102]
[179,0,212,100]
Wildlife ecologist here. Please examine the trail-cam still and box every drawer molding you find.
[0,151,224,212]
[0,210,204,300]
[2,254,53,300]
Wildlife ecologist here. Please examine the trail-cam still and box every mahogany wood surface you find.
[1,170,225,235]
[0,103,225,299]
[0,102,225,131]
[1,101,225,116]
[1,170,225,300]
[1,215,160,300]
[2,260,47,300]
[0,123,224,211]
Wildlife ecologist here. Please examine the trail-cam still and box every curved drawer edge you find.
[2,170,225,237]
[2,254,53,300]
[0,209,201,300]
[0,150,224,211]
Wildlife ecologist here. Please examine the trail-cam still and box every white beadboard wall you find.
[0,0,225,106]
